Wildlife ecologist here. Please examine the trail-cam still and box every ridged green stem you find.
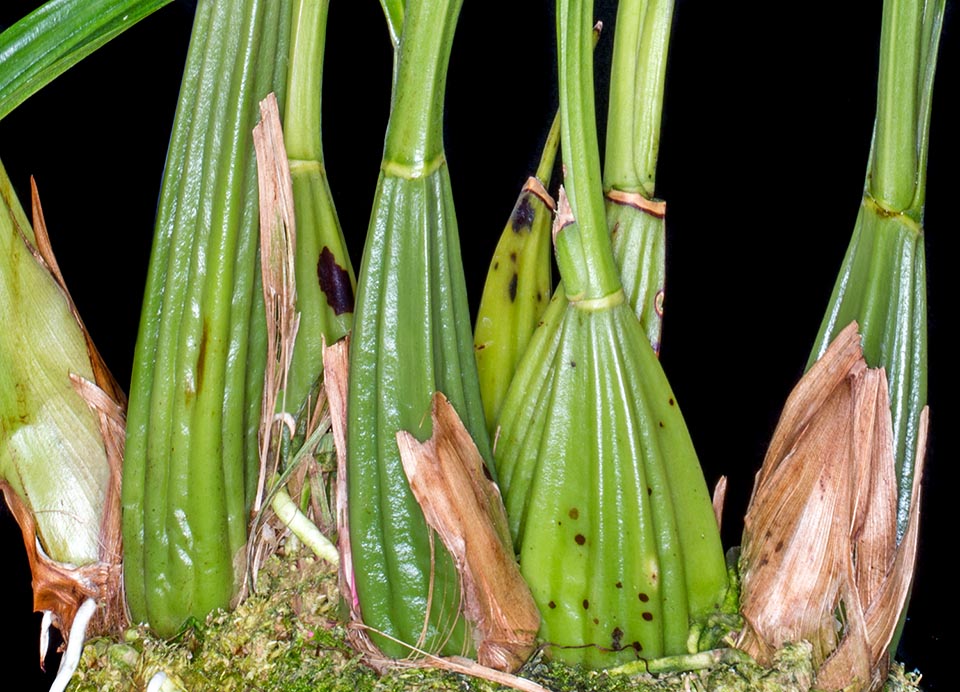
[869,0,929,212]
[123,0,291,637]
[810,0,943,541]
[603,0,674,198]
[554,0,620,302]
[382,0,460,170]
[282,0,355,416]
[347,0,489,658]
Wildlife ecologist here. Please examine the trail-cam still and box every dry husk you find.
[738,322,927,692]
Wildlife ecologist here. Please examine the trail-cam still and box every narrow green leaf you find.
[0,0,173,121]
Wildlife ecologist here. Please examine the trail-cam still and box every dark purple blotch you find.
[317,247,355,315]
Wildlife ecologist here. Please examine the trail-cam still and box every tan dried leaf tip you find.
[551,185,575,245]
[738,322,927,692]
[396,393,540,673]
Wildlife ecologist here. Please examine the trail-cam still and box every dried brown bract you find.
[738,322,927,692]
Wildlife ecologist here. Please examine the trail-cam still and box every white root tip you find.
[40,610,53,670]
[48,598,96,692]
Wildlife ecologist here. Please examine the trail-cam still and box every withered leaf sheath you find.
[122,0,291,638]
[1,164,125,641]
[345,0,492,658]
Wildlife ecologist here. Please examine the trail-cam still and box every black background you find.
[1,0,955,689]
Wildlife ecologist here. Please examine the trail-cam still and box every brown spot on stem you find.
[508,273,518,302]
[668,397,675,406]
[612,627,624,649]
[317,247,354,315]
[638,592,649,602]
[593,617,600,625]
[582,599,589,610]
[568,508,579,520]
[615,581,623,589]
[510,252,517,263]
[632,641,642,652]
[548,601,556,609]
[642,612,653,621]
[575,534,586,545]
[196,321,209,392]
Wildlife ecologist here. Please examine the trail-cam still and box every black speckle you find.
[593,617,599,625]
[494,261,500,270]
[511,195,536,231]
[569,360,576,368]
[317,247,355,315]
[510,251,517,263]
[611,221,620,236]
[482,464,494,482]
[568,508,579,520]
[632,641,642,652]
[508,273,518,302]
[647,486,652,496]
[658,421,664,428]
[774,540,784,553]
[547,601,556,609]
[642,612,653,621]
[536,291,543,302]
[668,397,675,406]
[611,627,624,649]
[575,534,586,546]
[615,581,623,589]
[638,592,649,602]
[582,599,589,610]
[475,343,486,351]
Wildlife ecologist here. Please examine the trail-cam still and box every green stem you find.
[382,0,462,170]
[868,0,943,212]
[280,0,355,414]
[378,0,405,47]
[604,0,674,198]
[555,0,621,301]
[285,0,328,163]
[535,110,561,185]
[534,23,599,187]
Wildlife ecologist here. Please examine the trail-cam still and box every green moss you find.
[67,546,923,692]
